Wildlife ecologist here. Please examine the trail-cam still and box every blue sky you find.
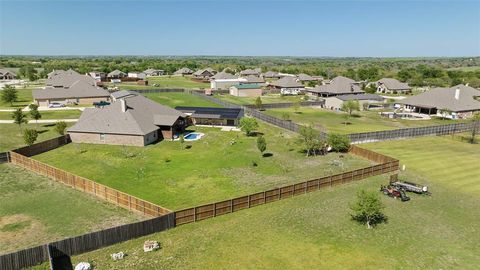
[0,0,479,57]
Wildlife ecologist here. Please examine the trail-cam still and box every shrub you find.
[327,133,351,152]
[23,129,38,146]
[54,121,67,135]
[239,117,259,136]
[350,190,387,229]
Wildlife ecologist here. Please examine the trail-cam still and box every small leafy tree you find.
[254,97,263,110]
[350,190,387,229]
[54,121,67,135]
[256,136,267,156]
[470,112,480,144]
[239,117,259,136]
[179,134,185,149]
[341,100,360,116]
[327,133,351,152]
[439,108,452,120]
[29,104,42,125]
[12,108,27,129]
[23,129,38,146]
[1,85,18,106]
[292,101,301,113]
[298,125,323,157]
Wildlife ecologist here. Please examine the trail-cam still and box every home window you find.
[100,133,106,141]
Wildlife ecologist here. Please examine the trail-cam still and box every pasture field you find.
[0,164,142,254]
[264,107,462,134]
[214,93,306,105]
[33,123,372,210]
[31,136,479,270]
[141,92,221,108]
[0,110,81,120]
[0,123,73,152]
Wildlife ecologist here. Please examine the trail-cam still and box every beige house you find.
[173,67,194,75]
[324,94,384,111]
[0,69,17,80]
[33,80,110,107]
[306,76,364,97]
[230,84,263,97]
[68,92,188,146]
[376,78,411,94]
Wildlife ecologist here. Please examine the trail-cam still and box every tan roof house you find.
[46,69,96,88]
[33,80,110,107]
[306,76,364,97]
[324,94,384,111]
[262,71,282,79]
[193,68,216,80]
[269,76,305,95]
[399,84,480,119]
[243,75,265,84]
[68,92,188,146]
[229,84,263,97]
[173,67,194,75]
[0,69,17,80]
[376,78,411,94]
[240,68,261,76]
[107,70,127,79]
[297,73,317,82]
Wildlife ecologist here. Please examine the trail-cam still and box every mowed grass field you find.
[39,136,479,270]
[265,107,461,134]
[0,109,82,120]
[0,164,142,254]
[0,87,34,109]
[34,123,373,210]
[214,93,305,105]
[0,123,73,152]
[141,92,221,108]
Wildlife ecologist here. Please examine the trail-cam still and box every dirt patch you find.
[0,214,49,254]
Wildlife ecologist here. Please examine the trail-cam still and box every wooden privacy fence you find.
[174,145,399,226]
[0,151,9,164]
[0,214,174,270]
[9,151,171,217]
[14,135,71,157]
[348,121,478,144]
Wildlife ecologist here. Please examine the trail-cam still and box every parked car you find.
[48,102,65,108]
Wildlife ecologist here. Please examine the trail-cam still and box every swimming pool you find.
[183,132,204,141]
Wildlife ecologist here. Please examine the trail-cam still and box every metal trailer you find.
[391,181,429,195]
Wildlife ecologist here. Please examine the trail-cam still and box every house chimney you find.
[120,99,127,112]
[455,88,460,100]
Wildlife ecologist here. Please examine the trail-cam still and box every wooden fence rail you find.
[9,151,171,217]
[174,145,399,226]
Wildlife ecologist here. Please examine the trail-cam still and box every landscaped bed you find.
[264,107,465,134]
[33,123,373,209]
[0,164,142,254]
[30,136,479,270]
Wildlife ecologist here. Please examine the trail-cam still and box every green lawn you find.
[107,76,209,90]
[0,164,142,254]
[40,136,479,270]
[0,88,34,109]
[34,124,372,210]
[141,92,221,108]
[265,107,463,134]
[0,110,82,120]
[214,93,306,105]
[0,123,73,152]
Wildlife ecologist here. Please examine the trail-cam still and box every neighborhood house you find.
[0,68,17,80]
[306,76,364,97]
[324,94,384,111]
[176,106,243,126]
[229,83,263,97]
[269,76,305,95]
[173,67,194,75]
[376,78,412,94]
[33,80,110,107]
[68,92,188,146]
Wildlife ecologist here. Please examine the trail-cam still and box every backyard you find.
[106,76,209,90]
[264,106,463,134]
[214,93,306,105]
[33,123,373,209]
[31,136,480,270]
[0,123,73,152]
[0,87,34,109]
[0,109,82,120]
[0,164,142,254]
[140,92,221,108]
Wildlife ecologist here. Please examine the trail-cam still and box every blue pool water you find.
[184,133,199,140]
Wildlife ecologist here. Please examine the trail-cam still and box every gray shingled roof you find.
[174,67,193,74]
[244,75,265,83]
[0,68,16,76]
[107,70,126,77]
[400,84,480,112]
[68,94,186,135]
[308,76,364,95]
[334,93,384,101]
[240,69,260,76]
[262,71,280,78]
[193,68,215,77]
[33,80,110,100]
[110,90,138,100]
[270,76,304,88]
[46,69,96,88]
[297,73,316,81]
[211,71,237,80]
[377,78,411,90]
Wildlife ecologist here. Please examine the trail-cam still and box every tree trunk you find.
[366,219,372,229]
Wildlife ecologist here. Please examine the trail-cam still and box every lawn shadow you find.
[351,114,361,118]
[37,129,49,134]
[42,124,55,128]
[250,131,264,137]
[341,122,353,125]
[262,153,273,157]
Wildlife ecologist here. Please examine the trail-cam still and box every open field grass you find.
[34,136,479,270]
[106,76,209,90]
[0,110,81,120]
[0,88,34,109]
[0,123,73,152]
[0,164,142,254]
[214,93,305,105]
[141,92,221,108]
[34,123,373,210]
[264,107,464,134]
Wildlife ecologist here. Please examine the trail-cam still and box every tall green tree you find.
[255,97,263,110]
[341,100,360,116]
[1,85,18,106]
[29,104,42,125]
[12,108,27,129]
[54,121,68,135]
[327,133,351,152]
[298,125,323,157]
[23,129,38,146]
[256,136,267,156]
[350,190,387,229]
